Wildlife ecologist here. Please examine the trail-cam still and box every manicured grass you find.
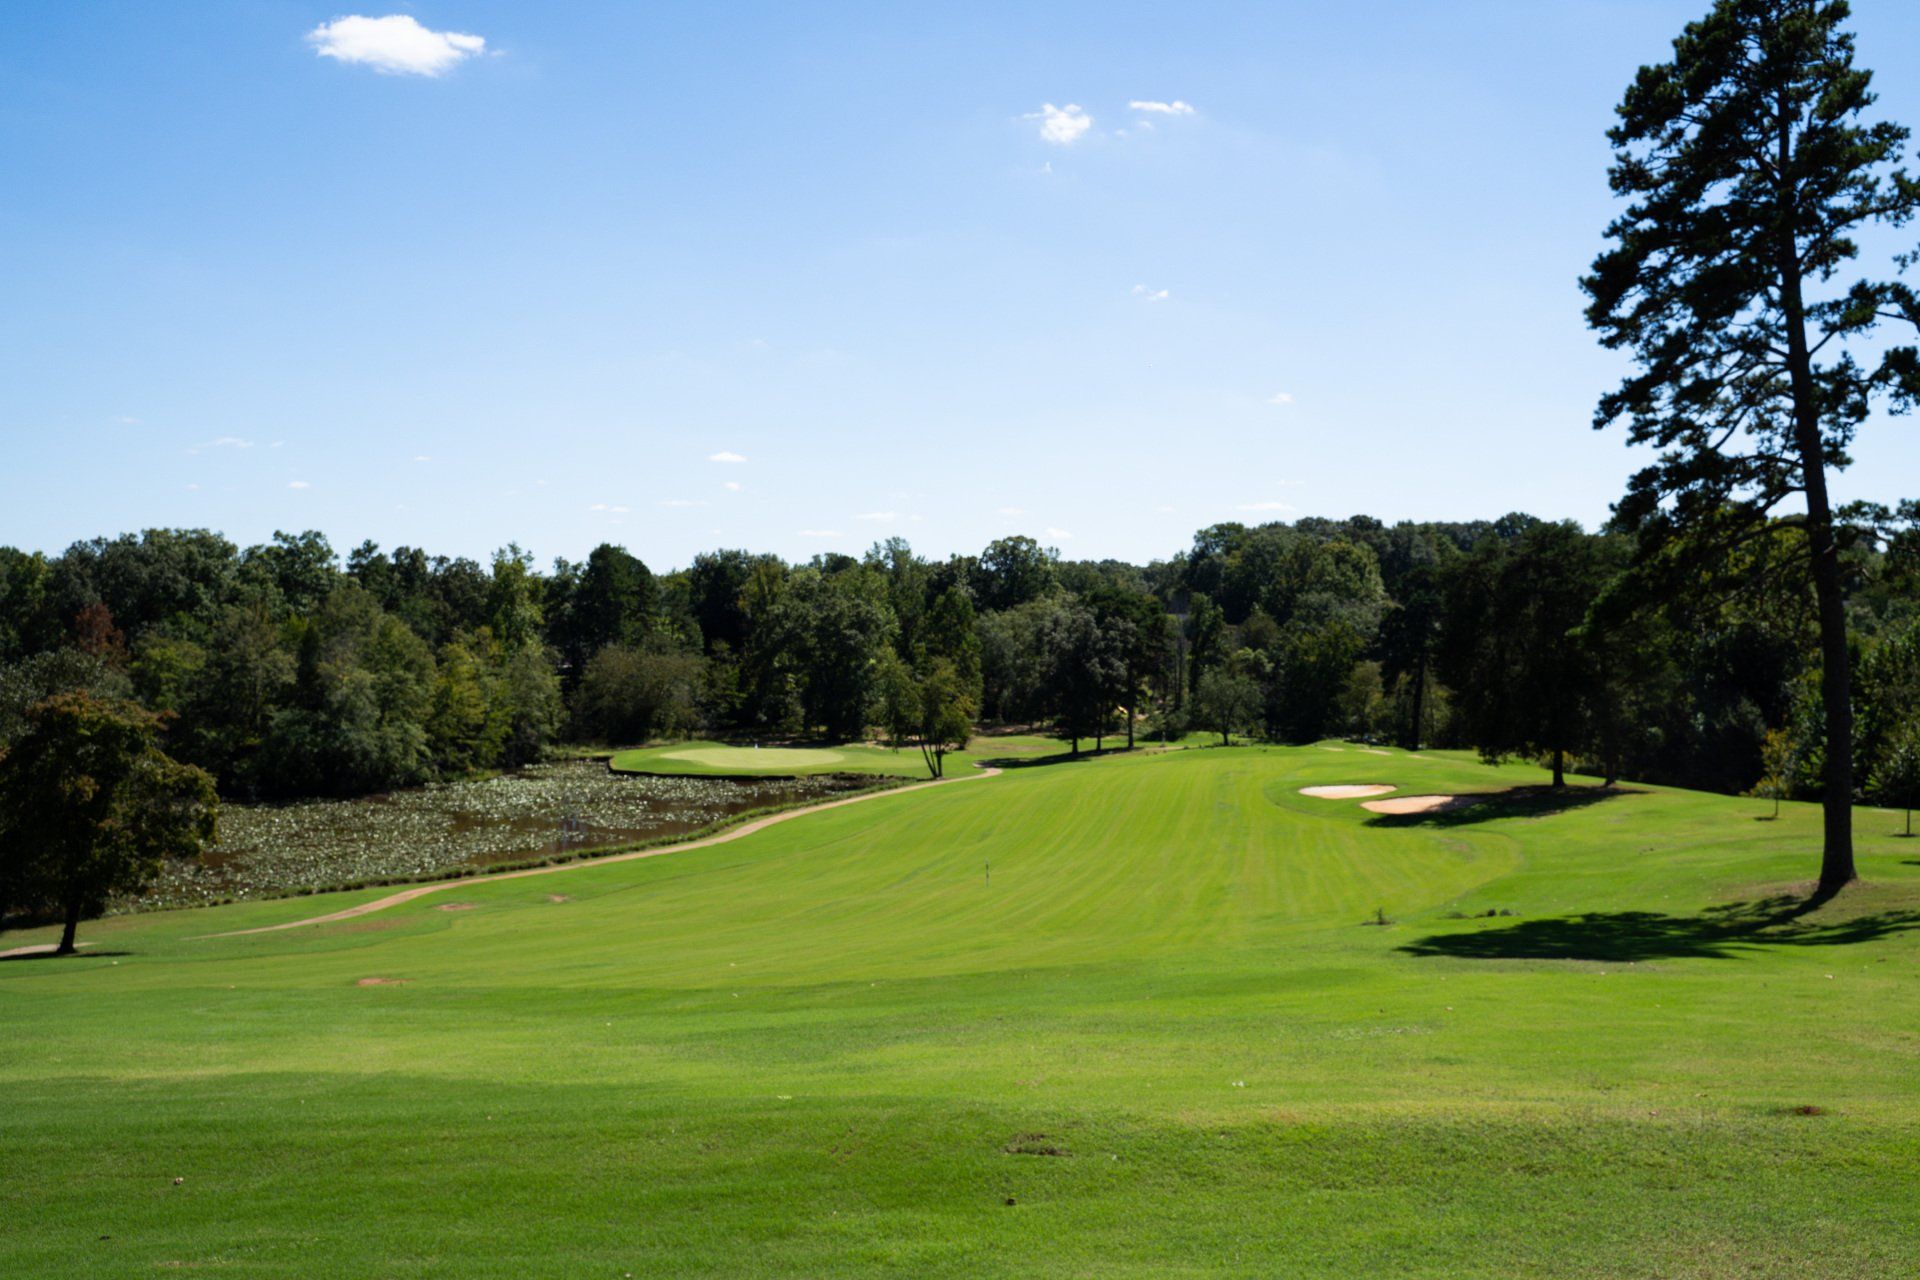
[5,743,1920,1277]
[610,734,1067,777]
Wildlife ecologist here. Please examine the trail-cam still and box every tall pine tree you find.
[1582,0,1920,895]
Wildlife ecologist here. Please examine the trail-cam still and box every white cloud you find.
[1155,505,1176,514]
[854,511,898,522]
[996,506,1026,517]
[189,436,252,453]
[306,15,486,77]
[1267,392,1295,405]
[114,415,142,426]
[1044,527,1073,540]
[708,450,747,463]
[1132,284,1170,301]
[662,499,706,508]
[1237,501,1294,512]
[588,503,610,511]
[723,481,741,492]
[288,480,312,490]
[184,483,200,491]
[797,529,843,538]
[1026,103,1092,145]
[411,454,431,463]
[1130,99,1195,116]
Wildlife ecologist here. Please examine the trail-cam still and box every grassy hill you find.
[4,744,1918,1277]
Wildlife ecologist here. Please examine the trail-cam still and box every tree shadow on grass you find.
[1364,785,1636,829]
[1400,893,1920,963]
[0,948,132,963]
[974,745,1131,770]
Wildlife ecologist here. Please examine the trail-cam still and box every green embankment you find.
[3,744,1918,1278]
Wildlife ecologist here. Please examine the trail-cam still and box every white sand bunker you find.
[1300,784,1397,799]
[1361,794,1478,816]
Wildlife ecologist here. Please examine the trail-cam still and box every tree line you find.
[0,514,1912,809]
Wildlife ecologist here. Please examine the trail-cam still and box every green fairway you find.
[610,734,1067,777]
[5,744,1920,1278]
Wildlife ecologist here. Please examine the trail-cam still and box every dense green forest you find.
[0,513,1914,805]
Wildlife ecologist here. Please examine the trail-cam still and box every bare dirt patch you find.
[1362,794,1481,816]
[1300,785,1397,799]
[546,894,570,903]
[355,977,409,987]
[433,903,477,912]
[1003,1133,1069,1157]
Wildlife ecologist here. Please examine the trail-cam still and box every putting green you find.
[658,745,847,770]
[609,737,1069,777]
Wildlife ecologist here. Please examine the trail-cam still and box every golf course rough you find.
[5,744,1920,1278]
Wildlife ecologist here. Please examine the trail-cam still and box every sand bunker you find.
[1300,784,1397,799]
[1361,794,1477,816]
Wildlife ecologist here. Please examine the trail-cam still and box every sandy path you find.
[209,767,1002,938]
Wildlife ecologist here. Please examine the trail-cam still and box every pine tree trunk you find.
[56,900,81,956]
[1126,661,1136,751]
[1407,659,1427,752]
[1778,218,1856,897]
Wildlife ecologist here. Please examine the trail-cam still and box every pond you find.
[132,761,873,913]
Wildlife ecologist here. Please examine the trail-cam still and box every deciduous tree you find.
[0,692,216,953]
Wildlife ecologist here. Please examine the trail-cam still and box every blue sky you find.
[3,1,1917,569]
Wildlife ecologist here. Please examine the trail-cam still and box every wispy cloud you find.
[708,450,747,463]
[1025,103,1092,145]
[411,455,431,463]
[1155,505,1176,514]
[114,415,142,426]
[854,511,898,522]
[188,436,252,453]
[287,480,312,490]
[797,529,843,538]
[1130,99,1196,116]
[1044,527,1073,540]
[662,499,707,509]
[1267,392,1295,405]
[723,481,741,492]
[588,503,633,513]
[307,15,486,77]
[1132,284,1170,302]
[1237,501,1294,512]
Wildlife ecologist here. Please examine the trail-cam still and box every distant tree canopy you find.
[0,508,1912,826]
